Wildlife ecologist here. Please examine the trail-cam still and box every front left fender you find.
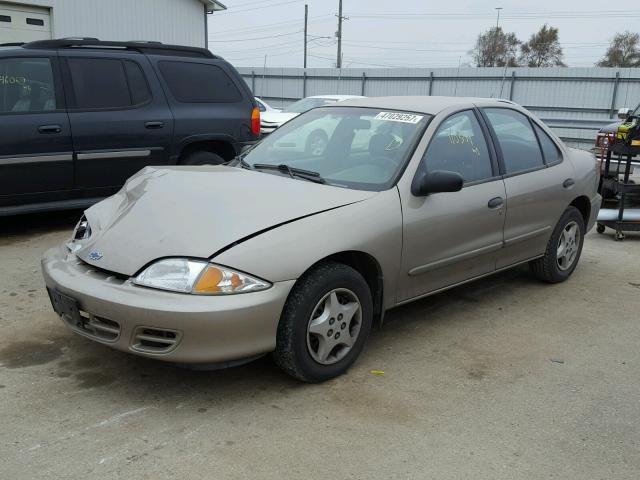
[211,188,403,310]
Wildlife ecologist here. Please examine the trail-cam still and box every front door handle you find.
[145,121,165,129]
[563,178,575,189]
[38,124,62,134]
[488,197,504,209]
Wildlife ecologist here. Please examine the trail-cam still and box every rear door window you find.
[483,108,545,174]
[123,60,152,105]
[533,123,562,164]
[0,57,56,113]
[67,58,151,109]
[158,61,242,103]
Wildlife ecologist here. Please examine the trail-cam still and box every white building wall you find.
[9,0,206,47]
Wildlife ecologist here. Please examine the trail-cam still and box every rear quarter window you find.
[158,61,242,103]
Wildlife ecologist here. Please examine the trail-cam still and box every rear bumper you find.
[587,194,602,232]
[41,244,294,364]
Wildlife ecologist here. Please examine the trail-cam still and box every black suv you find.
[0,38,260,215]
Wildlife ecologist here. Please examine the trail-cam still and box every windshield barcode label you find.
[374,112,424,124]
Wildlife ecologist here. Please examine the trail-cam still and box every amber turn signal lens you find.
[193,266,223,293]
[192,264,271,295]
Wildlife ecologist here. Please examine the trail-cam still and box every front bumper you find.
[41,245,295,364]
[260,124,279,135]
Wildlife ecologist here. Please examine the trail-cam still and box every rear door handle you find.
[145,121,165,129]
[563,178,575,189]
[488,197,504,209]
[38,125,62,134]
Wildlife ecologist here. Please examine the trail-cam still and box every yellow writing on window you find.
[0,75,26,85]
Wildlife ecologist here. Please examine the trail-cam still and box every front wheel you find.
[530,206,585,283]
[274,262,373,382]
[181,150,225,166]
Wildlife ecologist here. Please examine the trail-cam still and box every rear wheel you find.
[530,206,585,283]
[274,262,373,382]
[181,150,225,166]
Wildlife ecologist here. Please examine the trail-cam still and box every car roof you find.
[307,95,366,100]
[334,96,517,115]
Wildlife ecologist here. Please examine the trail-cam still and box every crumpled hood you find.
[260,111,299,126]
[76,166,376,276]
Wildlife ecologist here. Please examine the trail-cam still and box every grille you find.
[64,311,121,342]
[131,327,181,354]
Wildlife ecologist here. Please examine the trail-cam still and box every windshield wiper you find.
[227,154,253,170]
[253,163,326,184]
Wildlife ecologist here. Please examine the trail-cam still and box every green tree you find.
[519,24,566,67]
[597,31,640,67]
[470,27,521,67]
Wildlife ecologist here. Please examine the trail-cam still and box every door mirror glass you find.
[412,170,463,196]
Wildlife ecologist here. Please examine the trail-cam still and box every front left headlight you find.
[132,258,271,295]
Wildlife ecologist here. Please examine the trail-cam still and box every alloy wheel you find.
[556,220,580,271]
[306,288,362,365]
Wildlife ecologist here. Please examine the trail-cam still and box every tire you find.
[304,130,328,156]
[530,206,585,283]
[181,150,225,166]
[273,262,373,382]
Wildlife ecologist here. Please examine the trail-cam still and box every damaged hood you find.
[76,166,376,276]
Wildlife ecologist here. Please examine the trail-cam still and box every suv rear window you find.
[158,61,242,103]
[68,58,151,109]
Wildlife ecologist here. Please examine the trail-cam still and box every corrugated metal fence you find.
[237,66,640,150]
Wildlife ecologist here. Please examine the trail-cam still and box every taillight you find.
[251,107,260,136]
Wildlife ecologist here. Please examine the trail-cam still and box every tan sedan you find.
[42,96,601,382]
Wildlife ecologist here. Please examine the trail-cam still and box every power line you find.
[345,10,640,20]
[210,14,333,36]
[215,0,303,16]
[209,30,302,42]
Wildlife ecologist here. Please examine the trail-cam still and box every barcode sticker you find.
[374,112,424,124]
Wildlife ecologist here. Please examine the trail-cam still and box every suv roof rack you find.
[0,42,26,47]
[22,38,216,58]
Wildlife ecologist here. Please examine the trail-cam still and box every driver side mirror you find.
[617,107,632,120]
[412,170,464,196]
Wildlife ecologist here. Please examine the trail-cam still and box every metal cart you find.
[597,142,640,241]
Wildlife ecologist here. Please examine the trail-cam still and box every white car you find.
[260,95,365,135]
[255,97,280,114]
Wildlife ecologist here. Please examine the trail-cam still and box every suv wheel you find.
[530,206,585,283]
[181,151,225,166]
[274,262,373,382]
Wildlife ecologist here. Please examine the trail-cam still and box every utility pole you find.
[303,4,308,68]
[336,0,346,68]
[495,7,503,28]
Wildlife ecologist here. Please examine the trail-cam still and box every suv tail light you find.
[251,107,260,136]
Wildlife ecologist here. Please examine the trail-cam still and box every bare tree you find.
[519,24,566,67]
[597,31,640,67]
[470,27,521,67]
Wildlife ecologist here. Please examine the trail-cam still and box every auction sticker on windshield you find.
[374,111,424,124]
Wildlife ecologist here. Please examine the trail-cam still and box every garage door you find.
[0,2,51,44]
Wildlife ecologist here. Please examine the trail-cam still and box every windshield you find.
[283,98,338,113]
[244,107,430,191]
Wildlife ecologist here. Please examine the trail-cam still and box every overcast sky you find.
[207,0,640,69]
